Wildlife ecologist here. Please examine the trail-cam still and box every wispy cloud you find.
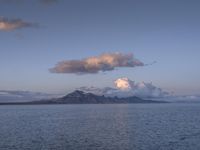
[50,52,144,74]
[0,17,37,31]
[0,0,59,5]
[0,0,24,4]
[0,90,57,102]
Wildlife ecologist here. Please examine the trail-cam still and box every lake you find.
[0,103,200,150]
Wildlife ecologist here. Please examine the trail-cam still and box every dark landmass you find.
[0,90,166,105]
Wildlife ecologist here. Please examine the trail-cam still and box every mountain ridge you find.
[29,90,164,104]
[0,90,165,105]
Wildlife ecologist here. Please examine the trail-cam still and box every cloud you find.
[114,78,135,90]
[50,53,144,74]
[0,0,23,4]
[114,77,169,98]
[78,86,118,96]
[78,77,170,98]
[0,17,37,31]
[0,0,59,5]
[0,90,59,102]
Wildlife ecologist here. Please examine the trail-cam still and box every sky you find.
[0,0,200,96]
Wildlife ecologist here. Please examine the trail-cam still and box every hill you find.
[29,90,163,104]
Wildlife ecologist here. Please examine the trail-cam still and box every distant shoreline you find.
[0,90,168,105]
[0,101,167,105]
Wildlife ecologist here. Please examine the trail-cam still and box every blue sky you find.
[0,0,200,95]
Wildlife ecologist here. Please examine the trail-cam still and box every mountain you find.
[28,90,164,104]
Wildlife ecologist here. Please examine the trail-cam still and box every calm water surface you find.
[0,103,200,150]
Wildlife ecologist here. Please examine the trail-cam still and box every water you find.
[0,103,200,150]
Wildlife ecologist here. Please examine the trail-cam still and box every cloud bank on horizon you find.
[50,53,144,74]
[0,17,37,31]
[0,0,58,4]
[0,90,58,102]
[78,77,170,98]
